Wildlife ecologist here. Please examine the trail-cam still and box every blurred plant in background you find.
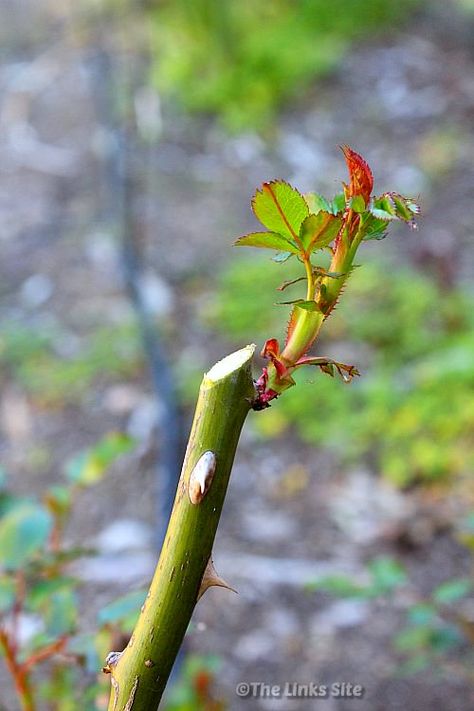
[0,434,133,710]
[306,551,474,677]
[0,322,143,407]
[0,434,220,710]
[145,0,422,132]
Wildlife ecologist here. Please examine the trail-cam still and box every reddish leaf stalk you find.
[0,629,35,711]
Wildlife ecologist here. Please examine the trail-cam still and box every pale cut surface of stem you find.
[106,345,256,711]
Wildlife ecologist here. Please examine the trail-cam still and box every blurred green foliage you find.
[0,322,142,405]
[207,254,474,486]
[148,0,422,131]
[307,554,473,675]
[0,433,134,709]
[0,434,222,710]
[306,556,408,597]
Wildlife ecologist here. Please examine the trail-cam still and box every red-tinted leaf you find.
[295,355,360,382]
[261,338,280,359]
[261,338,288,379]
[341,146,374,204]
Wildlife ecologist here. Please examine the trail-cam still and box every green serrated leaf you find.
[234,231,299,253]
[370,195,397,222]
[331,193,346,214]
[374,194,396,214]
[252,181,308,241]
[304,192,331,214]
[299,212,342,253]
[0,503,52,571]
[361,213,390,241]
[371,207,396,221]
[391,194,420,222]
[350,195,366,213]
[432,579,471,604]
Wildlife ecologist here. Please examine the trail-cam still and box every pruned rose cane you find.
[234,146,420,409]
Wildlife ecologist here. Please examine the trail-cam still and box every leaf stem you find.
[304,256,315,301]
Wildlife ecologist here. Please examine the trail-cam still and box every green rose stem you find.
[266,217,362,393]
[105,345,256,711]
[103,147,419,708]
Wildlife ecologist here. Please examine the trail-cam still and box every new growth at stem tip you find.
[234,146,420,410]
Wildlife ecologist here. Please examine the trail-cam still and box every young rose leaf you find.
[331,193,346,214]
[349,195,366,213]
[299,213,342,253]
[390,193,420,223]
[361,214,390,241]
[371,195,397,221]
[304,192,332,214]
[252,180,309,242]
[341,145,374,204]
[295,355,360,382]
[234,231,299,253]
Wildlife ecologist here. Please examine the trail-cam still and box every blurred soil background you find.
[0,0,474,709]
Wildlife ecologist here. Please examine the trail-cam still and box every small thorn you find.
[197,557,237,601]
